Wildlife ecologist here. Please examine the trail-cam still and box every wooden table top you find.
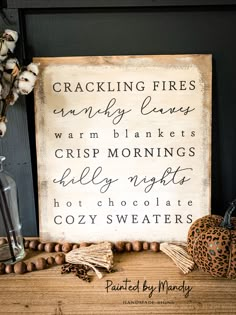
[0,249,235,315]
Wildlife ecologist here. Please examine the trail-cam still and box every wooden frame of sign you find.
[34,54,211,243]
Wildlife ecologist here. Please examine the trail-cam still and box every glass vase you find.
[0,156,25,263]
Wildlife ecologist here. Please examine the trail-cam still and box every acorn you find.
[27,262,36,272]
[55,253,65,265]
[14,261,27,274]
[0,262,6,275]
[132,241,143,252]
[62,243,72,253]
[44,242,56,253]
[35,258,47,270]
[150,242,160,252]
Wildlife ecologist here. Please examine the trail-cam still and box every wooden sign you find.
[34,55,212,243]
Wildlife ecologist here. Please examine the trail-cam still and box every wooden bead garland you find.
[44,242,55,253]
[14,261,27,274]
[27,262,36,272]
[0,239,160,277]
[61,242,72,253]
[143,241,149,251]
[132,241,143,252]
[125,242,132,252]
[5,264,13,274]
[35,257,47,270]
[29,240,39,250]
[37,243,45,251]
[55,253,66,265]
[47,256,55,265]
[54,243,62,252]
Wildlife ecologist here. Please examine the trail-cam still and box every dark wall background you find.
[1,1,236,235]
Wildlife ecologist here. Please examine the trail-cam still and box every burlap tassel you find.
[160,242,195,274]
[66,242,113,279]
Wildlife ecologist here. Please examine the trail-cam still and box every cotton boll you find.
[0,40,9,62]
[0,121,7,137]
[19,69,37,85]
[17,79,34,95]
[0,29,18,61]
[15,70,36,95]
[1,58,20,99]
[27,62,39,76]
[3,29,18,42]
[2,29,18,53]
[13,63,39,95]
[3,58,20,82]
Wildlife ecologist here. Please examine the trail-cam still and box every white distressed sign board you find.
[34,55,212,243]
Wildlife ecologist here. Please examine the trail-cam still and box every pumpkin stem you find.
[220,199,236,229]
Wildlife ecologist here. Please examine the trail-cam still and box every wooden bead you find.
[27,262,36,272]
[132,241,143,252]
[35,258,47,270]
[72,244,80,250]
[150,242,160,252]
[143,242,149,251]
[5,264,13,274]
[29,240,40,250]
[44,242,56,253]
[24,240,30,249]
[125,242,132,252]
[37,243,45,251]
[0,262,6,275]
[114,241,125,252]
[79,242,89,248]
[62,243,72,253]
[47,256,55,265]
[54,243,62,252]
[14,262,27,274]
[0,238,7,246]
[55,253,65,265]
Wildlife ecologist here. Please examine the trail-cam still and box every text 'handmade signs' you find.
[34,55,212,242]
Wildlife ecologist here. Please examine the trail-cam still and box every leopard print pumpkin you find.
[187,200,236,279]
